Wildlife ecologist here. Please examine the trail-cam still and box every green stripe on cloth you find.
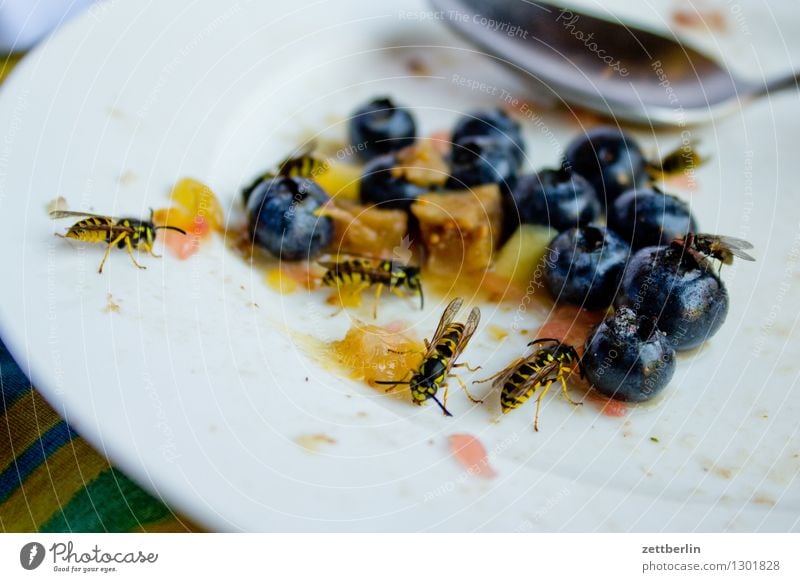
[39,468,174,533]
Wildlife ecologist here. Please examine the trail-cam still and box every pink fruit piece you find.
[448,434,497,479]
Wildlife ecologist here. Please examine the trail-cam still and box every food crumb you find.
[406,56,431,76]
[295,434,336,452]
[118,171,137,186]
[103,293,121,314]
[487,325,509,341]
[448,434,497,479]
[46,196,69,214]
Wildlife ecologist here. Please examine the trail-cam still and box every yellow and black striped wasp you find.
[476,338,584,431]
[318,256,424,318]
[242,143,327,202]
[646,139,707,181]
[50,209,187,273]
[672,232,755,273]
[376,297,481,416]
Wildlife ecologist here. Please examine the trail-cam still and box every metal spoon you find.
[430,0,799,125]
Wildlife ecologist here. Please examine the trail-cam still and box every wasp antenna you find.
[431,395,453,417]
[374,380,410,385]
[418,285,425,311]
[155,225,188,235]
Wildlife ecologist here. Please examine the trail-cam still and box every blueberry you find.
[359,153,427,210]
[507,168,600,232]
[563,126,648,207]
[544,225,630,310]
[452,108,526,166]
[608,187,697,250]
[583,307,676,402]
[447,135,518,189]
[349,97,416,162]
[619,245,729,351]
[246,176,333,261]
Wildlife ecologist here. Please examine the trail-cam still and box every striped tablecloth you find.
[0,340,199,532]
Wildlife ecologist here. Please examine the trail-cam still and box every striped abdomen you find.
[433,323,464,360]
[65,217,116,244]
[500,353,555,412]
[321,259,392,287]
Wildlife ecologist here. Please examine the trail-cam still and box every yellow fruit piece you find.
[170,177,225,232]
[152,207,195,233]
[392,142,449,188]
[317,200,408,259]
[327,322,422,387]
[493,224,556,288]
[315,163,362,201]
[411,184,503,275]
[265,268,299,295]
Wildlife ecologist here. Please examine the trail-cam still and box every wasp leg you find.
[98,233,127,274]
[124,238,147,270]
[450,373,483,404]
[379,369,411,394]
[453,361,482,373]
[533,378,557,432]
[372,283,384,319]
[473,358,525,385]
[559,366,583,407]
[145,242,161,259]
[442,382,450,414]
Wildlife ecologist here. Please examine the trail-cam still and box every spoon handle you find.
[758,71,800,97]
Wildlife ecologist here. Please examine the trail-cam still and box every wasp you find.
[242,143,327,202]
[50,210,187,273]
[476,339,584,431]
[376,297,482,416]
[319,256,423,318]
[646,139,707,181]
[673,232,755,272]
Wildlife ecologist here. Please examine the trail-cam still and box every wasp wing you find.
[448,306,481,364]
[49,210,118,221]
[71,225,135,235]
[501,357,560,401]
[317,259,395,282]
[422,297,463,359]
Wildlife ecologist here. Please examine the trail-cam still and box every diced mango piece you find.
[315,163,362,201]
[493,224,556,288]
[411,185,502,274]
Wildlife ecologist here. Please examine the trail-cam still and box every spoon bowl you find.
[431,0,798,125]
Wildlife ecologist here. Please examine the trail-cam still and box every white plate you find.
[0,0,798,532]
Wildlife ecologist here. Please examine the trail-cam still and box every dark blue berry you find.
[583,307,676,402]
[452,108,526,166]
[246,176,333,261]
[563,127,648,207]
[619,245,729,351]
[349,97,416,162]
[359,153,427,210]
[608,187,697,250]
[508,168,600,232]
[544,225,630,310]
[447,135,518,189]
